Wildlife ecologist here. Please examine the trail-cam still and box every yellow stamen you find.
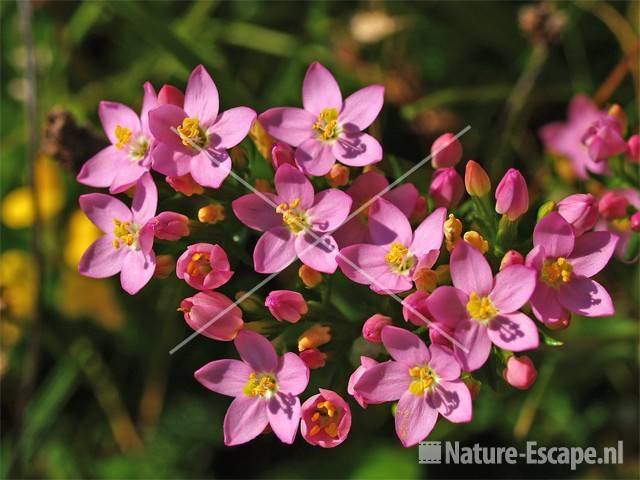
[177,117,207,148]
[313,108,340,142]
[243,372,277,398]
[112,219,137,248]
[408,366,436,396]
[444,214,463,252]
[385,242,414,274]
[275,197,309,234]
[463,230,489,254]
[308,399,340,437]
[309,425,321,436]
[541,257,573,287]
[114,125,132,150]
[186,252,212,277]
[466,292,498,322]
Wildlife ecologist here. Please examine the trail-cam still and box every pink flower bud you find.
[361,314,392,343]
[431,133,463,168]
[153,254,175,279]
[271,141,295,169]
[401,290,432,326]
[557,193,599,236]
[631,212,640,232]
[157,84,184,107]
[626,134,640,163]
[499,250,524,270]
[347,356,378,408]
[429,167,464,208]
[179,291,243,341]
[176,243,233,290]
[464,160,491,197]
[429,322,454,347]
[495,168,529,221]
[300,348,327,369]
[152,211,190,241]
[301,389,351,447]
[265,290,308,323]
[581,115,627,162]
[166,174,204,196]
[503,356,537,390]
[598,191,629,219]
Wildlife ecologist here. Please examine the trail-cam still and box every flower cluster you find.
[76,62,635,448]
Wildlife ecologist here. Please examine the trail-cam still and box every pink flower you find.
[180,291,244,341]
[539,94,608,179]
[427,242,539,371]
[503,355,537,390]
[431,132,462,168]
[301,389,351,448]
[271,141,296,169]
[299,348,327,369]
[195,330,309,446]
[265,290,308,323]
[626,134,640,163]
[495,168,529,221]
[581,115,627,162]
[347,356,378,408]
[338,199,446,293]
[526,212,617,327]
[598,191,629,219]
[353,326,472,447]
[333,171,418,247]
[149,65,256,189]
[557,193,599,236]
[429,167,464,209]
[78,173,157,295]
[77,83,158,193]
[259,62,384,176]
[362,314,392,343]
[157,84,184,107]
[232,164,352,274]
[176,243,233,290]
[152,211,190,241]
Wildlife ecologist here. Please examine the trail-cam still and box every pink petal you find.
[525,244,546,271]
[190,150,231,189]
[428,380,472,423]
[78,236,126,278]
[333,218,368,248]
[348,171,388,205]
[295,232,339,274]
[339,84,384,131]
[353,361,410,402]
[194,359,252,397]
[109,162,148,194]
[259,107,315,147]
[336,244,388,285]
[234,330,278,372]
[148,104,188,148]
[295,138,336,176]
[77,146,125,188]
[232,193,281,232]
[131,172,158,224]
[274,164,314,208]
[381,326,430,365]
[368,198,412,246]
[307,189,352,233]
[529,283,568,326]
[489,265,536,313]
[383,183,419,217]
[184,65,219,126]
[428,344,461,381]
[410,207,446,256]
[151,143,192,176]
[302,62,342,116]
[267,393,301,444]
[558,276,615,317]
[223,395,268,446]
[253,227,297,274]
[369,272,414,294]
[120,250,155,295]
[276,352,309,396]
[332,132,383,167]
[426,286,469,328]
[99,101,141,145]
[395,391,437,447]
[533,212,575,258]
[209,107,256,149]
[450,241,493,296]
[453,320,491,372]
[488,312,539,351]
[140,82,157,136]
[567,231,617,278]
[79,193,131,233]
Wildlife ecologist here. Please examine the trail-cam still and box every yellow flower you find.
[64,209,102,269]
[0,249,37,320]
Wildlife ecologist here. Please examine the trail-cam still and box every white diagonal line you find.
[169,125,471,354]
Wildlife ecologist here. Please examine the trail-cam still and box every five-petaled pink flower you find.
[195,330,309,446]
[338,199,446,293]
[78,172,158,295]
[427,241,539,371]
[526,212,617,327]
[259,62,384,176]
[149,65,256,189]
[300,389,351,448]
[77,83,158,194]
[232,164,352,274]
[353,326,472,447]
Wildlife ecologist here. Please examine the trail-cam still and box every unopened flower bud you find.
[410,195,428,223]
[607,104,627,132]
[152,212,190,241]
[631,212,640,232]
[495,168,529,221]
[464,160,491,197]
[500,250,524,270]
[362,314,392,343]
[325,164,350,188]
[198,203,225,224]
[444,213,463,251]
[413,268,438,292]
[298,324,331,352]
[153,254,175,279]
[265,290,308,323]
[557,194,599,236]
[157,84,184,107]
[249,119,275,161]
[300,348,327,369]
[463,230,489,254]
[271,142,295,169]
[503,355,537,390]
[431,132,462,168]
[402,291,431,326]
[166,174,204,196]
[299,265,322,288]
[599,191,629,219]
[626,134,640,163]
[429,168,464,208]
